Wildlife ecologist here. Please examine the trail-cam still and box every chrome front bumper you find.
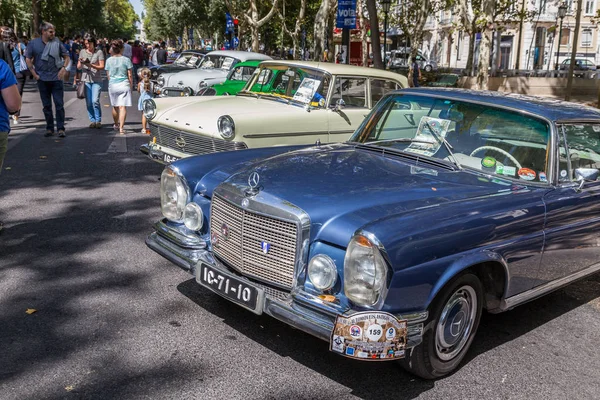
[146,220,426,346]
[140,143,180,165]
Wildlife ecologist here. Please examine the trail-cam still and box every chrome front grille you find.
[149,123,248,156]
[210,195,299,290]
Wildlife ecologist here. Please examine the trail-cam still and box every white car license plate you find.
[197,263,263,313]
[163,154,179,163]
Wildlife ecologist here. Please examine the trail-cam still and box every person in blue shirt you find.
[25,21,70,137]
[0,57,22,233]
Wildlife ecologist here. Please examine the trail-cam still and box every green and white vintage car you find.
[140,61,408,164]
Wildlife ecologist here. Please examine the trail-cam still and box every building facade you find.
[413,1,599,70]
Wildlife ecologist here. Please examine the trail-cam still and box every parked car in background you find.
[140,61,407,164]
[195,60,264,96]
[559,58,596,72]
[424,73,460,87]
[155,50,272,97]
[146,88,600,379]
[388,49,437,72]
[150,50,207,84]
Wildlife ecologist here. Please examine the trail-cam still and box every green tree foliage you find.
[0,0,137,39]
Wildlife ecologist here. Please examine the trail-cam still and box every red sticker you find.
[518,168,536,181]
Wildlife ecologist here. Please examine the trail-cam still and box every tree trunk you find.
[565,0,583,101]
[476,29,491,89]
[465,33,475,74]
[251,26,259,52]
[358,0,368,66]
[32,0,41,36]
[313,0,334,61]
[365,0,383,69]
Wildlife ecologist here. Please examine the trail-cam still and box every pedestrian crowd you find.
[0,20,168,232]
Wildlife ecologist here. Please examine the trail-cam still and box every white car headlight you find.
[160,167,189,222]
[143,99,156,120]
[183,202,203,231]
[199,81,207,88]
[217,115,235,140]
[157,75,165,87]
[308,255,337,290]
[344,234,389,306]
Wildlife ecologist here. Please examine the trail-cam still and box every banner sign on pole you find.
[336,0,357,29]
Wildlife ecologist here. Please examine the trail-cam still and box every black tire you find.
[400,273,483,379]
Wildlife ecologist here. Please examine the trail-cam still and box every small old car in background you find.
[146,88,600,378]
[140,61,407,164]
[150,49,207,84]
[195,60,266,96]
[155,50,272,97]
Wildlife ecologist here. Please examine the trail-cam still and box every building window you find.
[538,0,547,14]
[560,28,570,46]
[585,0,595,14]
[566,0,574,12]
[581,29,592,47]
[457,31,463,61]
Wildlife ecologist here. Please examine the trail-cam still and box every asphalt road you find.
[1,80,600,400]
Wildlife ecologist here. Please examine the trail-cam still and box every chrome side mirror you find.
[332,98,345,112]
[574,168,599,190]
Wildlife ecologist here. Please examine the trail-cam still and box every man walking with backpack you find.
[25,21,70,137]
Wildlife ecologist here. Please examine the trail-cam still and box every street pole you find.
[555,19,563,70]
[382,0,391,68]
[515,0,526,70]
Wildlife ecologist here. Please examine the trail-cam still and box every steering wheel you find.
[470,146,522,169]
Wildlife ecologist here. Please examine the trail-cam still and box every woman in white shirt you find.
[105,39,133,134]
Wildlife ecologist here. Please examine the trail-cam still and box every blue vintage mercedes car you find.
[146,88,600,378]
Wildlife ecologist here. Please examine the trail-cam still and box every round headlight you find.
[143,99,156,120]
[199,81,207,88]
[160,167,189,222]
[183,202,204,231]
[308,255,337,291]
[344,234,388,306]
[157,75,165,87]
[162,89,169,96]
[217,115,235,140]
[152,70,158,77]
[183,87,192,96]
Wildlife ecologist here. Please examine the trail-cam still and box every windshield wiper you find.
[238,90,258,98]
[365,138,435,145]
[421,119,462,170]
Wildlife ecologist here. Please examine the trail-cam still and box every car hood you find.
[155,95,312,136]
[165,68,228,87]
[211,144,516,246]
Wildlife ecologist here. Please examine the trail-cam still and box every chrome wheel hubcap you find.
[435,285,477,361]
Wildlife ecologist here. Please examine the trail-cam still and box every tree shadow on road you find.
[176,272,600,399]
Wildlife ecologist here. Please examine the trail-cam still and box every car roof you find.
[257,60,407,82]
[399,88,600,123]
[206,50,272,62]
[233,60,262,67]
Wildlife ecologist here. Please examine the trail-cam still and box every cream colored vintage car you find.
[140,61,408,164]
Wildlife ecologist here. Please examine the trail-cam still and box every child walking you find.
[137,68,152,134]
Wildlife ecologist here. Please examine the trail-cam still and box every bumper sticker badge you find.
[330,311,407,361]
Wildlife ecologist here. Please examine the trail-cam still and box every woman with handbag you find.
[78,34,105,129]
[10,32,28,124]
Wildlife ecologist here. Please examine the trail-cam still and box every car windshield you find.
[199,55,239,71]
[241,64,331,108]
[227,65,257,82]
[174,53,203,67]
[351,94,551,182]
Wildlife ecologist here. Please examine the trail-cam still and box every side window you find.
[559,124,600,182]
[257,69,272,84]
[371,79,399,106]
[331,77,367,108]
